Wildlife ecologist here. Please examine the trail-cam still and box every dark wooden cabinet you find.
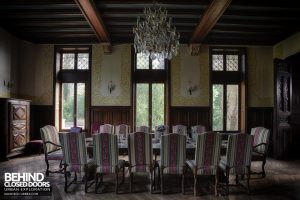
[0,98,30,160]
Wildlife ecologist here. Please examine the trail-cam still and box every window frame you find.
[54,46,91,132]
[133,51,169,131]
[210,47,246,133]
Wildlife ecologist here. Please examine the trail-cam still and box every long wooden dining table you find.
[86,137,228,159]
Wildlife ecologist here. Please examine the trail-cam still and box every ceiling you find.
[0,0,300,46]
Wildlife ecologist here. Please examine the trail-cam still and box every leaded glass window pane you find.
[152,58,164,69]
[136,53,149,69]
[212,54,223,71]
[226,55,238,71]
[226,85,239,131]
[152,84,164,130]
[78,53,89,69]
[212,84,224,131]
[136,84,149,127]
[62,53,75,69]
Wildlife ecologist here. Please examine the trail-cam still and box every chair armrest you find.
[253,143,267,148]
[44,141,62,148]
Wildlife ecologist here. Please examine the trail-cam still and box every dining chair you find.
[59,131,94,193]
[250,127,270,177]
[160,133,187,194]
[115,124,130,139]
[40,125,63,176]
[136,125,150,133]
[70,126,82,133]
[128,132,154,193]
[93,133,125,194]
[172,124,187,136]
[100,124,114,134]
[91,122,100,134]
[186,131,221,196]
[219,133,253,195]
[190,125,206,140]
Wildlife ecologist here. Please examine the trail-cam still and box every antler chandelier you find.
[133,2,180,61]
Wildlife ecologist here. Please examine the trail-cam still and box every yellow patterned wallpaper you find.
[91,44,131,106]
[18,44,54,105]
[248,46,274,107]
[171,45,209,106]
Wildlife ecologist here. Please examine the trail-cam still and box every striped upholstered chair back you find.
[93,133,118,173]
[115,124,130,139]
[128,132,153,172]
[40,125,61,154]
[100,124,114,134]
[59,132,88,172]
[161,133,186,174]
[250,127,270,155]
[194,132,221,175]
[172,125,187,135]
[136,126,150,133]
[222,134,253,174]
[191,125,206,140]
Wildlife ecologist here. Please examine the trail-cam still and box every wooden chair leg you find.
[45,159,50,176]
[115,170,119,194]
[225,167,230,195]
[122,166,125,184]
[194,173,197,196]
[95,173,99,193]
[247,167,251,194]
[262,159,266,178]
[150,170,153,193]
[64,166,68,192]
[84,168,88,193]
[182,168,185,195]
[161,167,164,194]
[214,168,219,196]
[129,170,133,193]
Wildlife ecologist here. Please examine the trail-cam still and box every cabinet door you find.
[10,104,28,150]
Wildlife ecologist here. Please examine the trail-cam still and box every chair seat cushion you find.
[252,151,264,161]
[158,160,184,174]
[96,160,125,174]
[66,159,96,172]
[187,160,218,175]
[47,150,63,160]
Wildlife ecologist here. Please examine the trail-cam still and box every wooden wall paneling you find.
[169,106,211,131]
[91,106,132,131]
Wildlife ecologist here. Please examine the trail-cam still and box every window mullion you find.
[74,83,77,127]
[149,83,152,131]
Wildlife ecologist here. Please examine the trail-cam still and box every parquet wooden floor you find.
[1,154,300,200]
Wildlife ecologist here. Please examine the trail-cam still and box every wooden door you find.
[274,59,292,159]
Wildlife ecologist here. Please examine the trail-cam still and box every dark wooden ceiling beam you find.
[190,0,232,44]
[74,0,111,47]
